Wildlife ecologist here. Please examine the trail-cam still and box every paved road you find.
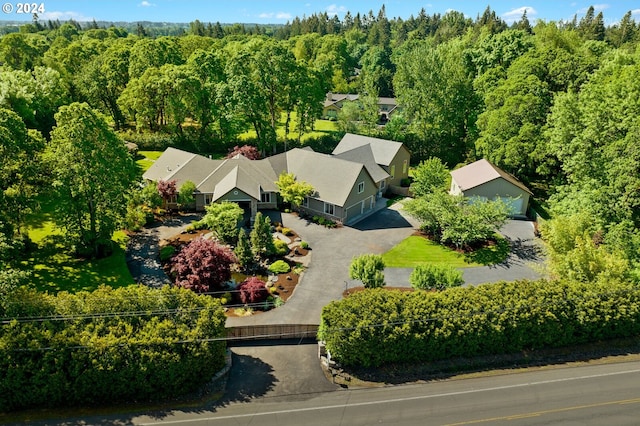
[27,359,640,425]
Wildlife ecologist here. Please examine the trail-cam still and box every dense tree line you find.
[0,6,639,295]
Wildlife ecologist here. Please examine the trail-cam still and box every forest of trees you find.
[1,5,640,274]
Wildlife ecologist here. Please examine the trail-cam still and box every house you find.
[143,137,409,225]
[449,159,532,217]
[322,93,401,123]
[332,133,411,188]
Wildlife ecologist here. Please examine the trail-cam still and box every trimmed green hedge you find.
[0,285,227,412]
[318,280,640,367]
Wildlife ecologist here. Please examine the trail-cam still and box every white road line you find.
[138,367,640,424]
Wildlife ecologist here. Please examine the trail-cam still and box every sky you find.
[1,1,639,25]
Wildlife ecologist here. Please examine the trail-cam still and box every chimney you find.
[326,92,333,102]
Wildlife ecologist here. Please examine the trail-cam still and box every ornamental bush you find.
[349,254,385,288]
[171,238,236,293]
[0,285,226,412]
[410,264,464,291]
[318,279,640,367]
[274,239,290,256]
[268,260,290,274]
[237,277,269,305]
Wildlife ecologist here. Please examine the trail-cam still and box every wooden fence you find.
[226,324,319,342]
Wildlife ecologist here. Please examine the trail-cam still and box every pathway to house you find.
[126,213,201,288]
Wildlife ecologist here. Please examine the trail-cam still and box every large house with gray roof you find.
[143,134,409,225]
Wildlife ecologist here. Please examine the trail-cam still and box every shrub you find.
[200,201,243,245]
[170,238,236,293]
[281,227,292,236]
[159,245,176,262]
[349,254,385,288]
[318,279,640,367]
[237,277,269,305]
[300,241,309,249]
[220,291,233,304]
[0,285,226,412]
[409,264,464,291]
[268,260,291,274]
[250,212,276,259]
[274,239,290,256]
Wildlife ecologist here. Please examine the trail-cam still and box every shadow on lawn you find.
[464,237,511,266]
[20,235,134,293]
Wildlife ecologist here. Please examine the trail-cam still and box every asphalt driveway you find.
[225,204,420,327]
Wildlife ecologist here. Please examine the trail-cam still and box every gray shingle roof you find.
[142,147,223,189]
[333,144,389,183]
[332,133,404,167]
[450,159,533,195]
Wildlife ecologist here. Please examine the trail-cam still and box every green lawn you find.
[136,150,164,173]
[238,112,339,142]
[382,236,478,268]
[382,235,510,268]
[22,196,135,293]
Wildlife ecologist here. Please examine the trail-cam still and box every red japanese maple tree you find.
[170,238,236,293]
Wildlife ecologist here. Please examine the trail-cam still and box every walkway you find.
[126,213,201,288]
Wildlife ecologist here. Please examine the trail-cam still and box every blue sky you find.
[2,1,639,25]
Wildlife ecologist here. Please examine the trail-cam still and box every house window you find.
[204,194,212,204]
[381,180,386,189]
[324,202,335,216]
[260,192,271,203]
[390,165,396,179]
[357,182,364,194]
[302,197,309,207]
[403,160,408,175]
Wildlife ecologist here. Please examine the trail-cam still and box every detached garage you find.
[449,159,532,217]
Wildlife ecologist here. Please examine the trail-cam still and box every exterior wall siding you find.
[461,179,530,216]
[387,146,411,187]
[342,168,378,222]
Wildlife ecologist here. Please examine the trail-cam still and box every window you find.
[204,194,212,204]
[324,203,335,216]
[381,180,386,189]
[260,192,271,203]
[302,197,309,207]
[390,165,396,178]
[403,160,408,175]
[357,182,364,194]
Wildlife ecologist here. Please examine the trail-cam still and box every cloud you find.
[39,11,95,21]
[139,1,156,6]
[258,12,292,20]
[631,9,640,17]
[502,6,538,23]
[577,4,609,14]
[326,4,347,17]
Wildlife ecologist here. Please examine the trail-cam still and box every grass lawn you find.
[136,150,163,173]
[238,112,339,142]
[382,235,510,268]
[21,196,135,293]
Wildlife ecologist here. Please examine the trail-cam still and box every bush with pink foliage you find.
[237,276,269,305]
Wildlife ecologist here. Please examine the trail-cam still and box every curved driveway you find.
[226,205,419,327]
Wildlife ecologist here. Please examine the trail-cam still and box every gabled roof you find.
[199,157,278,197]
[450,159,532,195]
[142,147,222,188]
[332,133,405,167]
[283,148,371,207]
[332,144,389,183]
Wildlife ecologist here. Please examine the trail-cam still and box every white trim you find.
[357,181,364,194]
[324,202,335,216]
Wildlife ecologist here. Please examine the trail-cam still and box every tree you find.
[157,180,177,208]
[250,212,275,260]
[411,157,449,197]
[171,237,236,293]
[200,201,243,245]
[275,172,315,209]
[404,192,509,249]
[234,228,254,271]
[44,102,136,258]
[0,109,44,238]
[140,181,163,209]
[226,145,260,160]
[177,180,196,207]
[349,254,385,288]
[409,264,464,291]
[237,276,269,305]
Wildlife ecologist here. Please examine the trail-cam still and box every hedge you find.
[0,285,227,412]
[318,279,640,367]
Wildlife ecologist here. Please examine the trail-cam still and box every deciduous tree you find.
[349,254,386,288]
[45,102,136,258]
[171,238,236,292]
